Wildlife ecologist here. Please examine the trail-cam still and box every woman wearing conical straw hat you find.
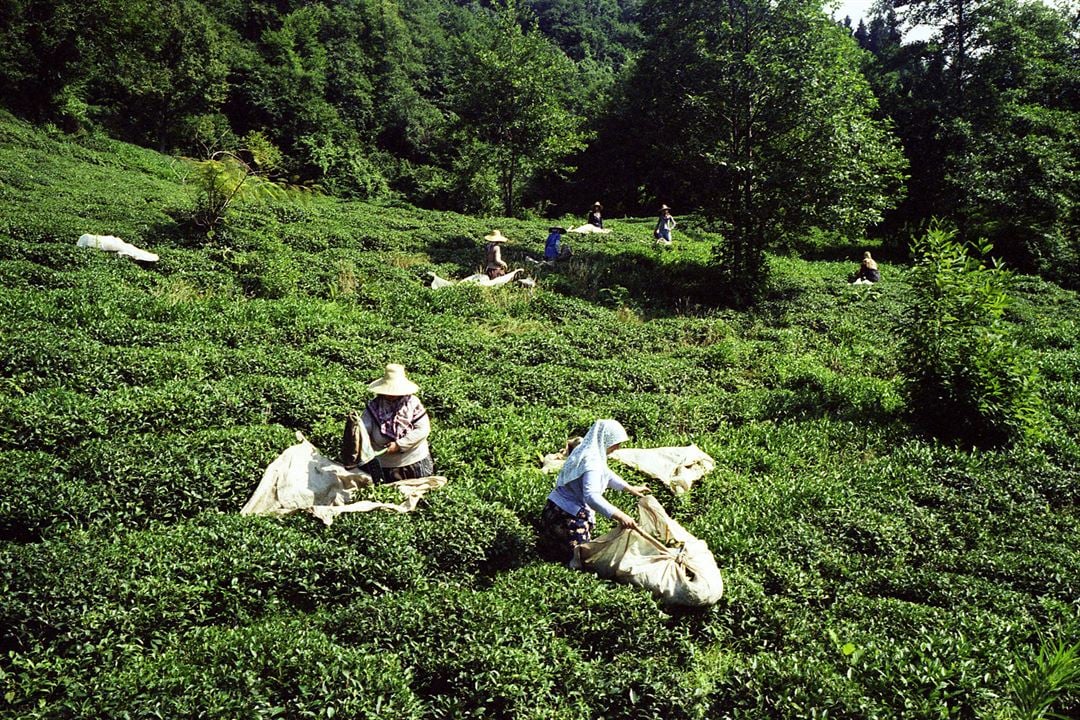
[587,201,604,229]
[484,229,510,279]
[361,364,434,483]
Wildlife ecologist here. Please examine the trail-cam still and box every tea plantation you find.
[1,113,1077,719]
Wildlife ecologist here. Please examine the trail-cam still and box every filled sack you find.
[572,495,723,607]
[241,432,446,525]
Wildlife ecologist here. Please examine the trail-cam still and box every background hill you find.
[3,0,1075,288]
[1,113,1078,718]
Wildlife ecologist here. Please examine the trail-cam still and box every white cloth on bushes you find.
[240,432,447,525]
[428,269,524,289]
[568,224,612,234]
[609,445,715,495]
[76,233,159,262]
[572,495,724,607]
[541,443,715,495]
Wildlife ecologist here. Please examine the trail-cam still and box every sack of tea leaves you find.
[572,495,723,607]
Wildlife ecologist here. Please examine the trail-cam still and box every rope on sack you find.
[632,527,699,581]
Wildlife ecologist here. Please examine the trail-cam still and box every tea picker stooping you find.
[851,251,881,285]
[538,419,649,563]
[426,229,534,288]
[539,418,725,606]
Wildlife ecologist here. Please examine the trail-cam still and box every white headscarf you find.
[555,419,629,487]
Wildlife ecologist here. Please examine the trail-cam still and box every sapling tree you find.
[187,131,293,235]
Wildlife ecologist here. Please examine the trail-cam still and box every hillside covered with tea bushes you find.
[1,114,1078,718]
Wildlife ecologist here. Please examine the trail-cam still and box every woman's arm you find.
[584,470,639,529]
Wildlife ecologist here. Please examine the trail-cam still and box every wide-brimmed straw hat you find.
[592,201,603,209]
[484,230,510,243]
[660,204,671,211]
[368,363,419,396]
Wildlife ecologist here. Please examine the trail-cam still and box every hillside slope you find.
[1,115,1078,719]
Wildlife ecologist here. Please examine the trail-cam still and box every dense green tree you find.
[446,0,588,215]
[868,0,1078,283]
[946,0,1079,283]
[0,0,87,125]
[86,0,231,153]
[628,0,907,297]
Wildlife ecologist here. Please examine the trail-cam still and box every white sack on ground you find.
[540,450,569,474]
[428,269,524,289]
[76,233,159,262]
[572,495,723,607]
[241,432,447,525]
[568,225,612,234]
[610,445,715,495]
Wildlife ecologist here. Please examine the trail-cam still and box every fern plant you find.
[187,131,296,235]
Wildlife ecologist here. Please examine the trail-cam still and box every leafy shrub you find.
[903,224,1048,445]
[4,618,424,720]
[0,450,96,541]
[323,565,700,719]
[407,486,533,577]
[65,424,295,527]
[0,512,425,654]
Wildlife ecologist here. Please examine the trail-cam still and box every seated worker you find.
[587,202,604,229]
[538,419,650,565]
[485,229,510,279]
[360,364,433,483]
[544,227,572,261]
[852,251,881,284]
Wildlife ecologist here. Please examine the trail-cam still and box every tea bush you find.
[1,114,1078,718]
[5,618,425,720]
[0,513,426,655]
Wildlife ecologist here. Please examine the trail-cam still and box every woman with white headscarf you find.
[539,419,650,564]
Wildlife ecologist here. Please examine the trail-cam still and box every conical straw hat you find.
[368,364,419,396]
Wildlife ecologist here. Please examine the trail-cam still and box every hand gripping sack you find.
[572,495,723,607]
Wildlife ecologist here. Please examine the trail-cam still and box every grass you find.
[0,110,1078,719]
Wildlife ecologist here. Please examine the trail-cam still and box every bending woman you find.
[539,419,649,564]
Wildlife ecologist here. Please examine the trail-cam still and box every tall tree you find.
[447,0,588,215]
[629,0,907,297]
[946,0,1079,283]
[87,0,231,152]
[868,0,1078,283]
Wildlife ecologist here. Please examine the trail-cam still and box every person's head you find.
[591,418,628,454]
[548,226,567,236]
[863,251,873,261]
[660,204,671,215]
[368,363,419,398]
[592,201,603,211]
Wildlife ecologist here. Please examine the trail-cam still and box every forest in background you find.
[1,0,1076,291]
